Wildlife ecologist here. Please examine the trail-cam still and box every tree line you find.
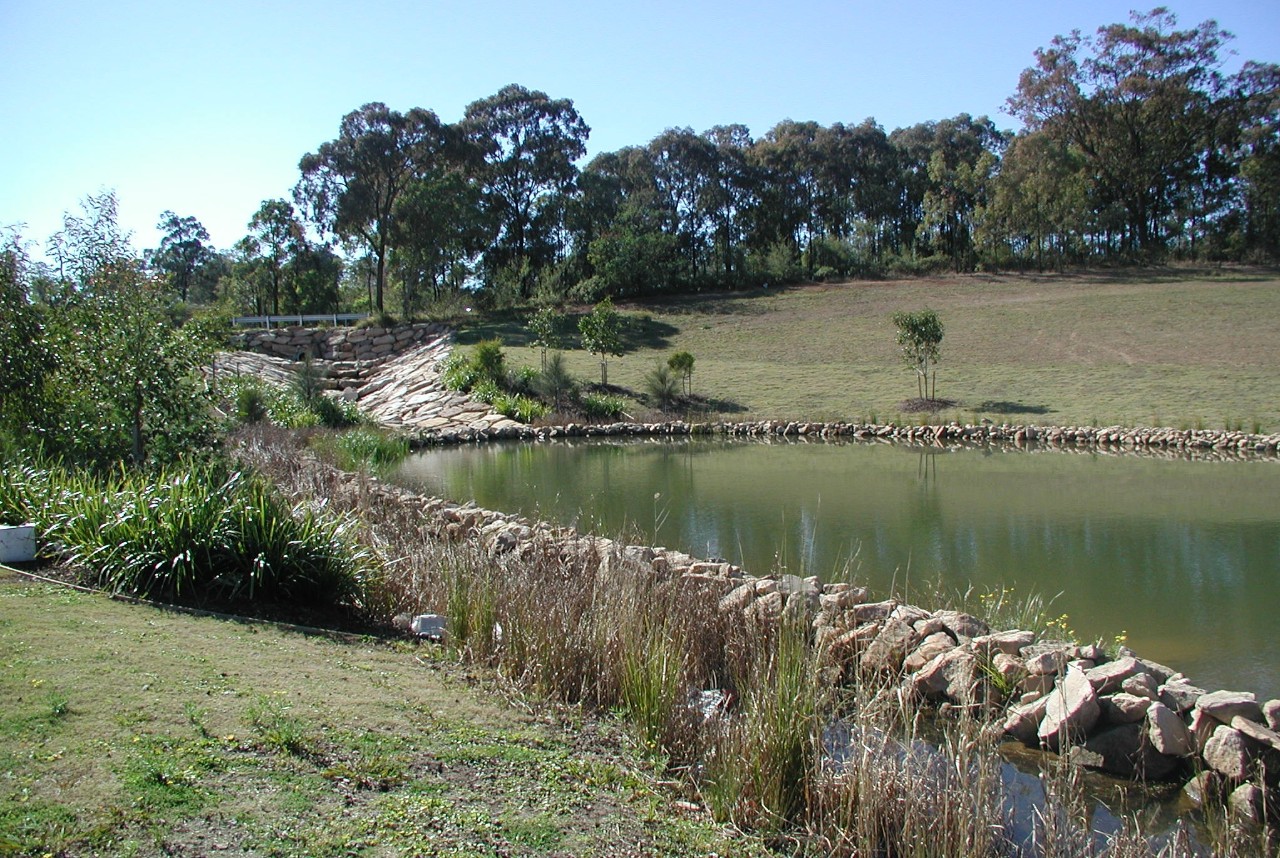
[18,9,1280,319]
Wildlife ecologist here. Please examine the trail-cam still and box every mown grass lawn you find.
[0,569,762,857]
[461,268,1280,431]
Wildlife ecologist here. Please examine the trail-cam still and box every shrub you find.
[645,363,681,412]
[470,379,503,405]
[536,352,577,411]
[580,393,626,421]
[509,365,540,395]
[493,394,550,423]
[441,352,479,392]
[235,382,269,424]
[472,339,506,386]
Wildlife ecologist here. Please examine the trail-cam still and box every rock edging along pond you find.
[348,468,1280,825]
[408,418,1280,459]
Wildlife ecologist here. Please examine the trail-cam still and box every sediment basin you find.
[390,435,1280,700]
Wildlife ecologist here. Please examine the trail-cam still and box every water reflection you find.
[390,437,1280,699]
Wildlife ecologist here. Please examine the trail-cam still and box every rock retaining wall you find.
[347,470,1280,824]
[415,418,1280,459]
[232,322,450,365]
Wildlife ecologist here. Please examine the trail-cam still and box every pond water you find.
[390,437,1280,700]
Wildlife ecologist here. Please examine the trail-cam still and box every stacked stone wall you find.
[232,322,449,365]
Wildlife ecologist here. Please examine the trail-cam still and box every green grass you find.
[0,568,764,856]
[457,270,1280,430]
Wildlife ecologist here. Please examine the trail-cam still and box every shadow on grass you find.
[634,286,785,317]
[685,393,748,415]
[454,308,679,352]
[975,400,1054,416]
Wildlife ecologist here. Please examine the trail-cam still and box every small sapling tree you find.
[528,306,565,371]
[668,351,694,396]
[891,309,944,401]
[578,297,625,385]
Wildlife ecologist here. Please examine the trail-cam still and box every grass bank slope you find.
[0,569,760,857]
[472,269,1280,431]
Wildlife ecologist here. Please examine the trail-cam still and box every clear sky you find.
[3,0,1277,257]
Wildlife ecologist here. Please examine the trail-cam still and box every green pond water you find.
[390,437,1280,701]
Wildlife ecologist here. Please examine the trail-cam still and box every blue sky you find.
[3,0,1277,257]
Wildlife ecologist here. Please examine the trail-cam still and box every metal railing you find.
[230,313,368,328]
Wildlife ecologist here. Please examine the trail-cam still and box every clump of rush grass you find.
[810,677,1010,857]
[310,426,410,473]
[701,612,821,831]
[9,454,371,610]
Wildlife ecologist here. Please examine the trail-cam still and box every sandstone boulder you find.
[1038,667,1101,752]
[972,629,1035,657]
[1085,657,1145,696]
[1158,680,1206,714]
[1098,692,1152,725]
[903,631,957,673]
[1022,643,1071,677]
[913,647,979,704]
[860,617,920,674]
[750,591,784,625]
[1203,725,1251,782]
[1230,715,1280,754]
[1183,770,1225,808]
[933,610,989,640]
[1196,690,1263,726]
[851,600,897,624]
[1145,702,1194,757]
[1120,673,1159,700]
[1265,699,1280,732]
[1003,695,1050,745]
[1068,723,1180,780]
[1228,783,1265,822]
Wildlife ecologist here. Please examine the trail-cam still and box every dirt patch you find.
[897,397,960,413]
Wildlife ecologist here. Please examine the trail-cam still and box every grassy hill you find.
[460,268,1280,431]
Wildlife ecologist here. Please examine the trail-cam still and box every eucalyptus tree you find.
[919,115,1005,271]
[748,120,824,271]
[245,199,303,315]
[391,166,488,317]
[700,124,756,282]
[647,127,717,280]
[295,102,453,313]
[151,211,213,303]
[1231,61,1280,256]
[1007,9,1236,256]
[891,309,944,402]
[0,229,54,447]
[462,84,589,297]
[981,131,1090,270]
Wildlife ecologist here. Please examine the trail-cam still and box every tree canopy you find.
[21,10,1280,320]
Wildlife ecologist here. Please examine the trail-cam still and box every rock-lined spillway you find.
[216,323,522,435]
